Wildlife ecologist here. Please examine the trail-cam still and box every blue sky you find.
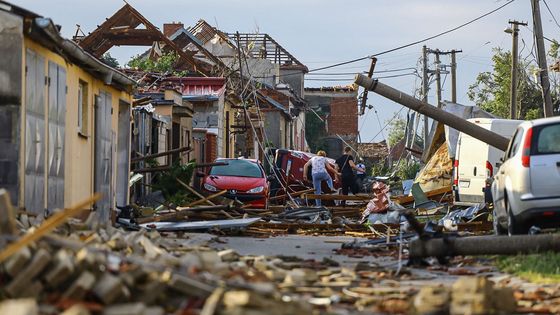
[10,0,560,143]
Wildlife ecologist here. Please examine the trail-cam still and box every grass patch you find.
[495,252,560,284]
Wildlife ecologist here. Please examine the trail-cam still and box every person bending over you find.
[303,150,335,206]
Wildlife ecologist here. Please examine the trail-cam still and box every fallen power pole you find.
[409,234,560,258]
[354,75,510,151]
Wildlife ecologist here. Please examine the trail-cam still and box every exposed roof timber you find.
[77,4,209,74]
[226,32,307,71]
[188,19,235,47]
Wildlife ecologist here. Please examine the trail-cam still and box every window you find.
[78,80,88,136]
[209,159,263,178]
[534,123,560,155]
[506,128,523,159]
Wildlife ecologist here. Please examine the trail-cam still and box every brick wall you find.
[327,97,358,137]
[259,89,289,108]
[163,23,184,37]
[206,133,217,162]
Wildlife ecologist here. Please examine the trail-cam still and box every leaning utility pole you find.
[354,74,510,151]
[507,20,527,119]
[531,0,554,117]
[422,46,430,152]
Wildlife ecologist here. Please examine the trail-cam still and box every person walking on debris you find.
[303,150,335,206]
[356,158,366,191]
[335,147,365,206]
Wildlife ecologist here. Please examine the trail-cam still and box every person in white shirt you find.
[303,150,335,206]
[356,158,366,192]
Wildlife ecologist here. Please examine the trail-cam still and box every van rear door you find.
[530,123,560,198]
[457,133,489,203]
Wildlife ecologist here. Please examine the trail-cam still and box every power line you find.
[305,72,418,81]
[543,0,560,31]
[307,67,417,76]
[308,0,516,73]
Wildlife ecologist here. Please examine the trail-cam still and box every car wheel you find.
[506,199,525,235]
[493,208,506,235]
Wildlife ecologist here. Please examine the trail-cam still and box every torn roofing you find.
[256,90,291,117]
[226,32,308,72]
[0,0,135,91]
[75,3,212,75]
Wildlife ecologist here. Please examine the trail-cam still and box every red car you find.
[202,158,270,208]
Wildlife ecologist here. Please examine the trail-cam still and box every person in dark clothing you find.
[335,147,365,206]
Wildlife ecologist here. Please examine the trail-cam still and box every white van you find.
[453,118,522,206]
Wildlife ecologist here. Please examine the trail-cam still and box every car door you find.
[493,128,523,219]
[529,122,560,198]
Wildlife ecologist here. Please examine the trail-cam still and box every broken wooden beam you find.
[135,205,231,224]
[393,186,452,205]
[131,146,192,163]
[302,194,371,201]
[0,194,101,263]
[181,190,228,208]
[176,178,215,206]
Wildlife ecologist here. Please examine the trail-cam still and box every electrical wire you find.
[307,0,516,73]
[543,0,560,31]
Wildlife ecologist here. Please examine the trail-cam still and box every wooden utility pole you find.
[434,50,443,108]
[422,46,430,152]
[507,20,527,119]
[531,0,554,117]
[450,50,462,103]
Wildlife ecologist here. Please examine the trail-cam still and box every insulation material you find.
[415,143,452,192]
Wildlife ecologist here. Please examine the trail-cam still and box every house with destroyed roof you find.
[0,1,136,222]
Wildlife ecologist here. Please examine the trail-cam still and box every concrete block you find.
[63,271,96,300]
[17,281,43,299]
[2,246,31,277]
[102,302,146,315]
[144,306,165,315]
[60,304,91,315]
[93,274,124,304]
[0,299,38,315]
[5,248,51,297]
[44,249,75,287]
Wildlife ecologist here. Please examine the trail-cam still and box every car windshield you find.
[535,123,560,154]
[209,159,263,178]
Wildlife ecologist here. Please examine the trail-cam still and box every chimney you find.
[163,22,184,38]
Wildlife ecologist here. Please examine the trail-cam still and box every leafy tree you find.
[100,52,119,68]
[127,52,188,76]
[467,47,560,119]
[387,117,406,147]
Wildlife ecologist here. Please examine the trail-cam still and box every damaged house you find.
[304,85,359,156]
[0,1,135,221]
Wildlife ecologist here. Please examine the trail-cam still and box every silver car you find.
[492,116,560,235]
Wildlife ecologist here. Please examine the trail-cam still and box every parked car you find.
[492,116,560,235]
[454,118,521,206]
[202,158,270,208]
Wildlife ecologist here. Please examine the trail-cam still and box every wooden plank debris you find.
[0,193,101,263]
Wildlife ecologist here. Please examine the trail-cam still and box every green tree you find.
[467,47,559,119]
[387,117,406,147]
[100,52,119,68]
[127,52,188,76]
